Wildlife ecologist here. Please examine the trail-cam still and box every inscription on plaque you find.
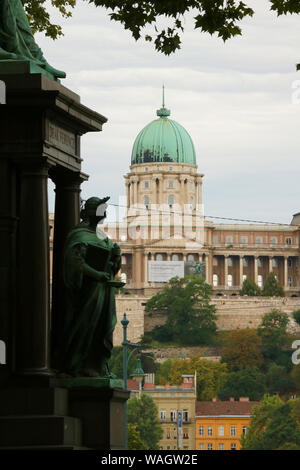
[48,122,76,155]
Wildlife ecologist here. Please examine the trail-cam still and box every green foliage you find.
[221,330,263,371]
[108,346,134,379]
[168,357,228,401]
[261,272,285,297]
[23,0,76,39]
[24,1,300,55]
[293,310,300,326]
[146,275,217,346]
[127,394,163,450]
[291,364,300,391]
[239,278,261,296]
[155,358,174,385]
[266,363,294,395]
[241,394,284,449]
[257,309,290,359]
[218,367,266,401]
[128,424,146,450]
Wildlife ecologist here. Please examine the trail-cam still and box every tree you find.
[127,394,163,450]
[291,364,300,392]
[241,394,284,450]
[257,309,290,359]
[261,273,284,297]
[221,330,263,372]
[239,278,261,297]
[128,424,146,450]
[168,357,228,401]
[24,1,300,56]
[218,367,266,401]
[155,358,174,385]
[266,363,294,395]
[146,275,217,346]
[293,310,300,327]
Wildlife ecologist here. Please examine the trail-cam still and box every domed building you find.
[104,97,300,301]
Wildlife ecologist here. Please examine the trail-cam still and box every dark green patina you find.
[0,0,66,80]
[60,197,124,377]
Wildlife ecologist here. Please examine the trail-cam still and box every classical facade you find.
[104,101,300,297]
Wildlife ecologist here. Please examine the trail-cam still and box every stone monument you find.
[0,1,129,450]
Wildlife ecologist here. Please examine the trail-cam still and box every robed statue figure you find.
[0,0,66,79]
[61,197,123,377]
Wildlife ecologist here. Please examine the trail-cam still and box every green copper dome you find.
[131,105,196,166]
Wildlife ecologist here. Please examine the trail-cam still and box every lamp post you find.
[121,313,142,449]
[131,357,145,398]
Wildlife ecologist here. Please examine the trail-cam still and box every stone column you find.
[167,253,171,261]
[196,178,202,206]
[126,182,130,209]
[239,255,244,287]
[17,162,51,376]
[130,180,135,207]
[180,176,186,208]
[144,253,149,285]
[269,256,273,275]
[254,256,258,285]
[50,169,87,369]
[284,256,288,289]
[224,255,228,287]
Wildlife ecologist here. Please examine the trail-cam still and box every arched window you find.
[168,195,174,208]
[228,274,233,287]
[213,274,219,287]
[171,254,179,261]
[228,257,233,267]
[168,180,174,189]
[156,254,163,261]
[144,195,150,209]
[189,197,193,208]
[187,254,194,262]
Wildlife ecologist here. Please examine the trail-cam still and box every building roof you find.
[126,379,140,391]
[196,400,260,417]
[131,105,196,166]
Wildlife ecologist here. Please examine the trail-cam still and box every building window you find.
[199,426,204,436]
[288,276,293,287]
[242,426,248,436]
[207,426,213,436]
[231,443,237,450]
[213,274,219,287]
[241,236,248,244]
[166,432,170,439]
[160,410,166,420]
[207,444,213,450]
[228,257,233,267]
[144,181,150,189]
[286,237,292,245]
[218,443,224,450]
[171,254,179,261]
[156,254,163,261]
[213,235,218,244]
[183,410,189,422]
[256,236,263,244]
[258,275,263,288]
[183,432,189,439]
[199,443,204,450]
[169,166,173,171]
[272,258,278,268]
[270,237,277,244]
[168,195,174,208]
[288,258,293,267]
[230,426,236,437]
[243,275,247,282]
[121,255,127,265]
[144,195,150,209]
[187,254,195,262]
[226,236,233,244]
[218,425,224,437]
[189,182,193,191]
[189,197,193,208]
[120,272,127,283]
[258,257,263,268]
[213,257,218,266]
[228,274,233,287]
[145,166,149,172]
[170,410,176,422]
[168,180,174,189]
[243,258,248,268]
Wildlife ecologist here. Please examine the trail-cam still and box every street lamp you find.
[131,357,145,398]
[121,312,142,449]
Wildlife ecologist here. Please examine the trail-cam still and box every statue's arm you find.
[72,243,109,283]
[110,243,122,276]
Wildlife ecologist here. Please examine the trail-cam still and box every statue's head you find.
[80,196,110,224]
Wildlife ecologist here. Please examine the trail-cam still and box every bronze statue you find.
[0,0,66,79]
[61,197,124,377]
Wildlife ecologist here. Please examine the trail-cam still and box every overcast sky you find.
[38,0,300,225]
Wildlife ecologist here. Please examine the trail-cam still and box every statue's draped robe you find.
[62,224,120,373]
[0,0,55,69]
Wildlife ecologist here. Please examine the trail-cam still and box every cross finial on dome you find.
[157,84,170,118]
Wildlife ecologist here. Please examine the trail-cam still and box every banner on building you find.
[148,261,184,283]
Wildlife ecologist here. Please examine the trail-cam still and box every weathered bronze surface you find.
[60,197,124,377]
[0,0,66,79]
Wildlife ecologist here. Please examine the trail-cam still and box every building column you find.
[239,255,244,287]
[183,253,187,262]
[224,255,229,287]
[180,176,186,207]
[284,256,288,289]
[126,182,130,209]
[254,256,258,285]
[205,252,212,284]
[49,169,87,370]
[269,256,273,275]
[17,162,51,376]
[167,253,171,261]
[196,178,202,207]
[144,252,149,285]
